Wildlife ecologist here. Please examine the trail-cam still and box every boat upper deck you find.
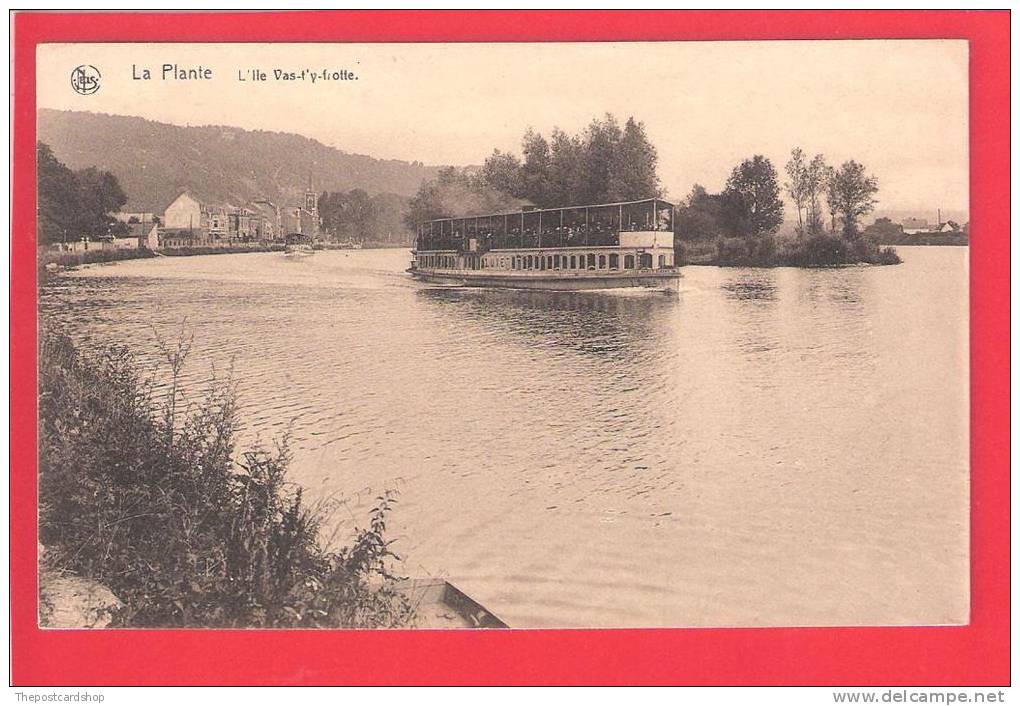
[415,198,675,253]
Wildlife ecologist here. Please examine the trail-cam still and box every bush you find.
[709,233,900,267]
[715,235,779,267]
[38,327,414,628]
[674,239,717,265]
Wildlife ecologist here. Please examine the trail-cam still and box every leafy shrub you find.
[715,235,779,267]
[38,327,413,628]
[674,239,717,265]
[711,233,900,267]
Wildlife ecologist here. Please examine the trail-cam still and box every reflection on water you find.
[418,287,680,360]
[39,247,969,628]
[721,271,778,302]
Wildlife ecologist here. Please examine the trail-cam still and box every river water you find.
[39,246,969,628]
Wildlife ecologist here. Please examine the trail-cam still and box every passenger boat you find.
[284,232,314,256]
[409,198,680,291]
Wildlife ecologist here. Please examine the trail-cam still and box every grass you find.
[39,247,158,269]
[161,244,286,257]
[38,325,415,628]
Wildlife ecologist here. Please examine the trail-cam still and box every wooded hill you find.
[38,109,444,213]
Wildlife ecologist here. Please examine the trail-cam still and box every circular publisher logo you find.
[71,65,101,95]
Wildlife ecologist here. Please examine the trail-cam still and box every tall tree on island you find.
[804,154,829,235]
[579,114,622,204]
[405,166,530,235]
[608,117,661,202]
[784,148,808,234]
[721,155,784,237]
[675,184,726,241]
[828,160,879,237]
[479,150,524,199]
[546,128,584,207]
[519,128,553,207]
[824,165,840,233]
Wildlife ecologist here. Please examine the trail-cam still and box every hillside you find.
[37,109,445,212]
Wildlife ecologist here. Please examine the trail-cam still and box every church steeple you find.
[303,169,319,237]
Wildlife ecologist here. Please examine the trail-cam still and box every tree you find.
[546,128,584,207]
[469,114,663,209]
[863,217,903,240]
[37,142,79,246]
[74,166,128,237]
[608,117,661,202]
[479,150,523,198]
[721,155,784,237]
[37,142,127,245]
[579,114,622,204]
[519,128,553,206]
[675,184,726,241]
[804,154,829,235]
[404,166,528,233]
[784,148,808,233]
[824,165,839,233]
[828,160,879,237]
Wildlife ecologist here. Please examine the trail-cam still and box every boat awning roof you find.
[423,198,675,226]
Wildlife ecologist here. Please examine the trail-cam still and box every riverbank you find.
[38,325,415,628]
[39,243,288,269]
[877,233,968,247]
[315,241,409,251]
[678,234,901,267]
[37,245,291,283]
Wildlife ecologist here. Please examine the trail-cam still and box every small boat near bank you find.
[409,198,680,291]
[284,233,314,256]
[398,579,508,629]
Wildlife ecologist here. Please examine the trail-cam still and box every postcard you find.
[11,10,1009,687]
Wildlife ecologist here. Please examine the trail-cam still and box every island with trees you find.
[405,119,900,268]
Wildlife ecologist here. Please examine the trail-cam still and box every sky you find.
[38,41,969,215]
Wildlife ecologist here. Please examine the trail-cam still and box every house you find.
[280,187,320,237]
[163,192,205,231]
[113,211,157,224]
[162,191,278,247]
[125,221,161,250]
[163,191,232,239]
[160,190,317,247]
[281,206,303,235]
[250,200,281,241]
[159,227,215,249]
[902,217,930,235]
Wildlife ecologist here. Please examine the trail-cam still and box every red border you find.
[10,10,1010,686]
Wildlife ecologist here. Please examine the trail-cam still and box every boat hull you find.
[409,267,680,291]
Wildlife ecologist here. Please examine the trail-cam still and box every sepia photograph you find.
[32,38,971,635]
